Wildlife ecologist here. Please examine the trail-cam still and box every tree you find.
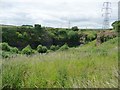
[67,31,80,46]
[112,21,120,32]
[37,45,47,53]
[1,42,11,51]
[22,45,34,55]
[68,31,79,41]
[10,47,19,53]
[50,45,56,51]
[59,43,69,51]
[71,26,79,31]
[50,45,59,51]
[34,24,42,31]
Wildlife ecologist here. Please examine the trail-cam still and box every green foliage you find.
[0,42,19,58]
[37,45,47,53]
[59,43,69,51]
[68,31,80,41]
[10,47,19,53]
[71,26,79,31]
[34,24,42,31]
[17,33,23,39]
[112,21,120,32]
[1,42,11,51]
[2,37,118,88]
[2,51,10,58]
[22,45,34,55]
[67,31,80,46]
[22,25,33,28]
[57,29,68,41]
[23,32,28,38]
[1,24,110,50]
[86,33,97,42]
[42,46,47,53]
[50,45,59,51]
[50,45,56,51]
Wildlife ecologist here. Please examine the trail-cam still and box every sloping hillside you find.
[2,37,118,88]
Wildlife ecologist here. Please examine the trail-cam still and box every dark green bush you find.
[68,31,80,41]
[10,47,19,53]
[86,33,97,42]
[18,33,24,39]
[59,43,69,51]
[22,45,34,55]
[50,45,60,51]
[50,45,56,51]
[1,43,11,51]
[2,51,9,58]
[112,21,120,32]
[34,24,42,31]
[37,45,42,53]
[37,45,47,53]
[71,26,79,31]
[56,45,60,50]
[42,46,47,53]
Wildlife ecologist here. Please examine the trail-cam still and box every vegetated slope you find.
[2,37,118,88]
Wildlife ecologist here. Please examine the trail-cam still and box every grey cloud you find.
[0,0,118,28]
[0,12,35,25]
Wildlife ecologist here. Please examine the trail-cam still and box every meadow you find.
[2,37,118,88]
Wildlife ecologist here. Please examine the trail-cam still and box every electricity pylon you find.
[102,2,112,30]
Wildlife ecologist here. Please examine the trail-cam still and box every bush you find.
[22,45,34,55]
[68,31,80,41]
[10,47,19,53]
[18,33,23,39]
[37,45,42,53]
[1,43,11,51]
[50,45,60,51]
[59,43,69,51]
[42,46,47,53]
[71,26,79,31]
[37,45,47,53]
[112,21,120,32]
[34,24,42,31]
[2,51,9,58]
[86,33,97,42]
[50,45,56,51]
[56,45,60,50]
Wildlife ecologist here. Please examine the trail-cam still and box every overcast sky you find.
[0,0,119,28]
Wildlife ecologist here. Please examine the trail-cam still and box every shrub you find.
[2,51,9,58]
[56,45,60,50]
[67,31,80,46]
[86,33,96,42]
[37,45,47,53]
[37,45,42,53]
[50,45,56,51]
[50,45,60,51]
[34,24,42,31]
[22,45,34,55]
[18,33,23,39]
[71,26,79,31]
[42,46,47,53]
[10,47,19,53]
[68,31,80,41]
[1,43,11,51]
[112,21,120,32]
[59,43,69,51]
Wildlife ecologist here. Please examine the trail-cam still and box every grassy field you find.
[2,37,118,88]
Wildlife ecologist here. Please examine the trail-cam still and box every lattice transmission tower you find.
[102,2,112,30]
